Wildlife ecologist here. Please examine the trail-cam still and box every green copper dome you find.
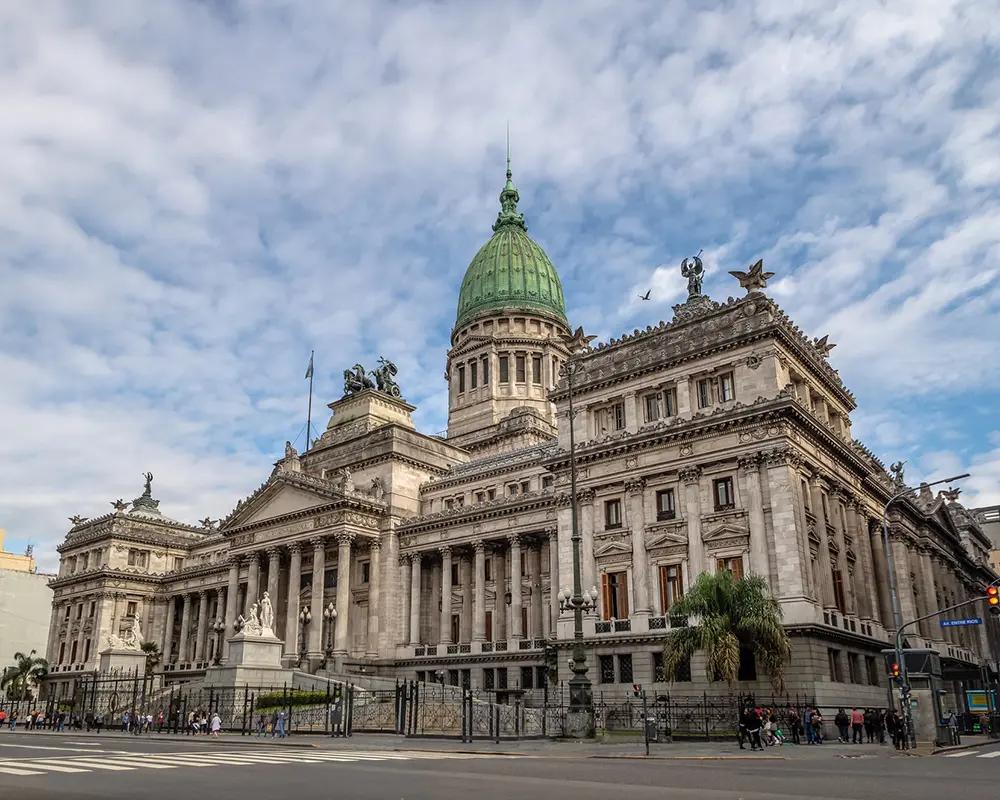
[455,163,567,330]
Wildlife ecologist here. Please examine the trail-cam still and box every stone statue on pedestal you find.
[260,592,275,636]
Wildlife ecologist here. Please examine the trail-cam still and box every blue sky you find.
[2,1,998,571]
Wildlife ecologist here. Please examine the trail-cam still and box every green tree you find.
[1,650,49,701]
[140,641,161,670]
[662,571,791,691]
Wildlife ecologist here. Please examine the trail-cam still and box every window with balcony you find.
[713,477,735,510]
[515,355,526,382]
[531,355,542,384]
[659,564,684,613]
[656,488,676,520]
[127,549,148,568]
[451,615,461,644]
[601,570,629,620]
[717,556,744,580]
[499,356,509,383]
[604,499,622,529]
[719,371,735,402]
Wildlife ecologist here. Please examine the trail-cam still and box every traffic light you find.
[987,585,999,617]
[890,662,901,681]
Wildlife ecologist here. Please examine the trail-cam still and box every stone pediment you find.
[222,472,349,531]
[646,529,689,549]
[594,540,632,558]
[242,485,329,525]
[702,522,749,542]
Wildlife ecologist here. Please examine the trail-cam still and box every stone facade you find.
[44,172,999,708]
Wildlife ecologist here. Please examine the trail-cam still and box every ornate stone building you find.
[46,164,998,707]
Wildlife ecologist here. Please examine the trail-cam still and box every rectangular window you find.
[847,653,861,684]
[613,402,625,430]
[719,372,735,402]
[84,639,91,662]
[599,654,616,684]
[481,356,489,385]
[659,564,684,613]
[601,571,629,619]
[697,378,712,408]
[64,605,71,620]
[127,549,147,568]
[541,475,554,490]
[717,556,744,580]
[515,355,526,382]
[644,393,662,422]
[76,604,83,620]
[531,355,542,384]
[58,642,66,664]
[653,652,666,682]
[713,477,735,510]
[470,361,478,389]
[458,365,466,393]
[535,665,548,689]
[361,561,370,584]
[451,562,460,586]
[487,488,496,500]
[865,656,880,686]
[451,615,461,644]
[664,387,677,417]
[89,601,96,618]
[618,654,634,684]
[832,568,846,612]
[475,491,485,504]
[801,479,812,512]
[521,665,534,689]
[71,641,78,664]
[499,356,509,383]
[828,648,843,682]
[485,610,493,641]
[604,499,622,529]
[484,668,495,690]
[656,488,676,520]
[324,567,338,590]
[507,484,518,496]
[520,480,531,494]
[497,667,508,689]
[485,558,493,583]
[126,601,137,617]
[520,606,528,635]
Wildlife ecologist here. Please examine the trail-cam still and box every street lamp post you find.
[882,471,969,746]
[211,619,225,665]
[558,327,598,734]
[322,602,337,668]
[298,607,312,667]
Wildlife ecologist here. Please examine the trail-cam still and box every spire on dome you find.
[493,128,526,232]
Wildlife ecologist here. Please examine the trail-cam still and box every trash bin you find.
[645,716,659,743]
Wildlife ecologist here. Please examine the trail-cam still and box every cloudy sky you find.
[2,1,998,571]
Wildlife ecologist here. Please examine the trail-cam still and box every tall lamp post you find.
[211,619,225,665]
[322,602,337,668]
[558,327,598,732]
[298,607,312,667]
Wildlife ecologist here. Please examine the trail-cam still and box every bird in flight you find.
[638,289,651,301]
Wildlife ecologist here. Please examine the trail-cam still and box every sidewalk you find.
[2,728,910,760]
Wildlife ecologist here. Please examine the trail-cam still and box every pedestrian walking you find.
[274,709,287,738]
[863,708,875,743]
[786,706,800,745]
[835,708,850,743]
[811,709,825,743]
[210,712,222,738]
[850,707,864,743]
[256,713,268,737]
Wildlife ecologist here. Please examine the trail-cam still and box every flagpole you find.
[305,350,314,452]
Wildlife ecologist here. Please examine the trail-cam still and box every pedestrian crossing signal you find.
[987,585,999,617]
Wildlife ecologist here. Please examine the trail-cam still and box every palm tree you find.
[1,650,49,701]
[140,641,161,670]
[662,571,791,691]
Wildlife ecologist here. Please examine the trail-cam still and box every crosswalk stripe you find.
[20,761,97,773]
[978,751,1000,758]
[0,766,45,775]
[50,759,135,771]
[944,751,975,758]
[84,757,178,769]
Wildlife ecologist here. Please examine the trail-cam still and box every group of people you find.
[0,709,73,730]
[185,709,223,736]
[737,704,912,749]
[254,709,289,738]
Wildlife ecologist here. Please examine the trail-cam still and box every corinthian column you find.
[283,543,302,663]
[680,467,704,579]
[224,557,239,660]
[245,552,260,613]
[409,552,422,646]
[472,541,486,641]
[400,554,412,645]
[194,590,209,662]
[334,533,353,660]
[739,454,770,580]
[439,546,453,644]
[626,478,651,619]
[177,594,192,663]
[809,477,837,610]
[367,538,381,658]
[266,546,281,612]
[547,530,559,635]
[308,537,326,660]
[162,596,176,663]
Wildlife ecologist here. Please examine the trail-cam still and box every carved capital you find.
[335,531,356,547]
[266,546,281,560]
[368,537,382,552]
[226,554,242,567]
[246,551,261,566]
[508,533,522,548]
[625,478,646,496]
[577,488,597,503]
[398,553,411,567]
[310,536,327,552]
[737,452,763,471]
[762,446,803,468]
[472,540,486,553]
[544,527,558,540]
[287,542,302,556]
[438,545,452,558]
[678,466,702,485]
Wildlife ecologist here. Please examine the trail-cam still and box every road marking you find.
[0,742,98,751]
[51,759,135,771]
[0,766,46,775]
[943,751,976,757]
[17,761,90,773]
[978,750,1000,758]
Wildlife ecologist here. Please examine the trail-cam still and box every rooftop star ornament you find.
[111,498,128,513]
[69,515,88,526]
[728,258,774,294]
[561,326,596,355]
[813,335,836,357]
[199,517,216,529]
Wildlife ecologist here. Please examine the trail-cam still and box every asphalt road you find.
[0,733,994,800]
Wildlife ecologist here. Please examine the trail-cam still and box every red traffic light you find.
[890,662,901,679]
[987,586,999,605]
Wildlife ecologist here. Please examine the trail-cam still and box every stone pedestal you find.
[99,648,147,676]
[204,632,292,687]
[318,389,416,445]
[565,709,595,739]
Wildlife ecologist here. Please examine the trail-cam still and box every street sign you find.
[940,617,982,627]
